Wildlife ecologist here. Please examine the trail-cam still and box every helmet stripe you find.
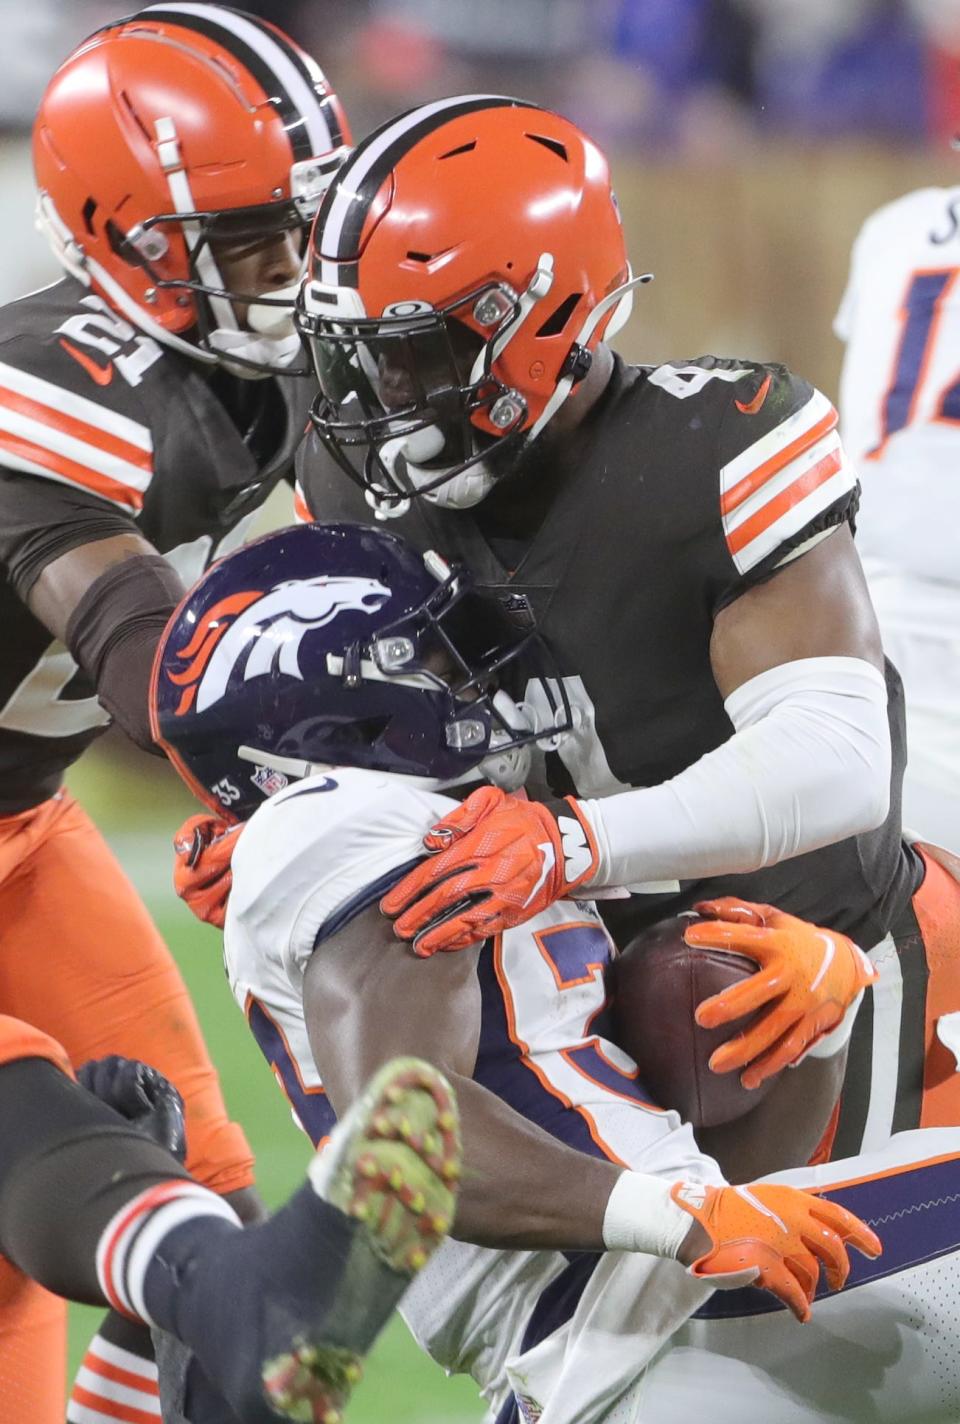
[314,95,530,286]
[141,4,336,162]
[254,15,347,150]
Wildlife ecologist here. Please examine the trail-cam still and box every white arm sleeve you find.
[581,656,891,889]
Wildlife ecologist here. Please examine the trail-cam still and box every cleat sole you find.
[320,1057,462,1276]
[262,1058,462,1420]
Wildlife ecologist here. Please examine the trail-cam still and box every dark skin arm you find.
[678,525,877,1180]
[710,522,884,695]
[548,350,884,696]
[303,904,708,1259]
[26,532,166,642]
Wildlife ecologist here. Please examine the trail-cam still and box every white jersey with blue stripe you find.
[224,766,722,1421]
[836,185,960,586]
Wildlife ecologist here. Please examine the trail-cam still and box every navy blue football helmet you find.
[151,521,571,821]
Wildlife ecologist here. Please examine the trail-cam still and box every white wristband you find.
[601,1171,694,1259]
[802,988,866,1061]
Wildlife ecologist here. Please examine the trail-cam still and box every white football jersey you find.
[225,767,721,1423]
[835,185,960,583]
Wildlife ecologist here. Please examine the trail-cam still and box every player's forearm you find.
[30,535,183,752]
[302,924,704,1258]
[581,657,890,888]
[310,1017,694,1257]
[444,1072,617,1249]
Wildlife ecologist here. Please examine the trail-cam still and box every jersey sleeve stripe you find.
[0,404,151,498]
[0,434,144,511]
[0,360,153,451]
[720,402,839,517]
[727,442,844,554]
[293,482,311,522]
[725,450,854,573]
[723,428,843,535]
[0,386,153,476]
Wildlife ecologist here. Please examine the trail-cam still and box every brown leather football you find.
[607,913,776,1128]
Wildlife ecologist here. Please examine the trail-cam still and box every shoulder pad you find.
[229,768,455,985]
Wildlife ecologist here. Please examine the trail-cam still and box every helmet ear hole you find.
[536,292,581,339]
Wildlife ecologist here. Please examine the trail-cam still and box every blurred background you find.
[3,0,954,1418]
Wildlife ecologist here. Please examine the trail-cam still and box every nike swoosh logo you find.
[59,338,114,386]
[523,842,555,909]
[735,372,771,415]
[810,931,836,992]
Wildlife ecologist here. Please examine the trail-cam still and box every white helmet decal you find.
[194,575,389,713]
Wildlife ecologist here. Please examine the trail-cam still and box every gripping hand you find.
[671,1179,881,1322]
[79,1055,187,1162]
[685,898,878,1088]
[173,813,242,930]
[381,787,599,955]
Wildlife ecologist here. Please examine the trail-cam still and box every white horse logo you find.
[193,575,390,713]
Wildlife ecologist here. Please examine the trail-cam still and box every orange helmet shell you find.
[311,98,629,435]
[34,4,350,339]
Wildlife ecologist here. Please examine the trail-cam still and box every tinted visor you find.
[313,313,488,436]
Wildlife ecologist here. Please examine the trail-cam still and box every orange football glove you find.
[685,898,878,1089]
[671,1180,881,1323]
[380,786,599,955]
[172,813,243,931]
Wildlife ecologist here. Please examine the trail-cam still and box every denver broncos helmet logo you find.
[169,576,390,715]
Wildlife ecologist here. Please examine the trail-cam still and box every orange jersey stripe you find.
[492,936,629,1167]
[720,407,838,518]
[0,384,152,473]
[726,446,843,557]
[0,430,143,510]
[70,1384,160,1424]
[294,486,312,522]
[83,1352,160,1396]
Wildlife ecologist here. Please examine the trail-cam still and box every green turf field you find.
[65,749,485,1424]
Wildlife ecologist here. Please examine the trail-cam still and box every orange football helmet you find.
[300,96,647,512]
[34,3,351,376]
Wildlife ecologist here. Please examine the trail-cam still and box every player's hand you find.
[173,813,242,930]
[380,787,599,955]
[671,1180,881,1322]
[78,1055,187,1162]
[685,898,878,1088]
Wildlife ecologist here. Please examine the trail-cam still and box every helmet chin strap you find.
[526,268,653,440]
[367,254,557,518]
[376,425,498,517]
[207,279,306,380]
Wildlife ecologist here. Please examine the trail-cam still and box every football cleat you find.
[152,1057,461,1424]
[262,1057,462,1421]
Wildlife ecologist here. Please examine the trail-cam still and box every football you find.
[607,913,776,1128]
